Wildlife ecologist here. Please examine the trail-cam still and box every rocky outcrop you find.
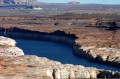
[0,36,24,56]
[73,45,120,67]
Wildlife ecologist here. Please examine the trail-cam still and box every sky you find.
[37,0,120,4]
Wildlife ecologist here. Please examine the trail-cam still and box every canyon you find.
[0,16,120,78]
[0,35,119,78]
[0,28,120,79]
[0,27,119,68]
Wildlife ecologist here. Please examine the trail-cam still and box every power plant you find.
[0,0,37,5]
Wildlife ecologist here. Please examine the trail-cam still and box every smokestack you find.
[26,0,29,6]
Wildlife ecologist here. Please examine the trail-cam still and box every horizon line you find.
[37,2,120,5]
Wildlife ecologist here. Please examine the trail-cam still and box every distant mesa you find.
[67,1,80,5]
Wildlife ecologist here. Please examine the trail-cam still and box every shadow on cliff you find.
[0,27,78,40]
[51,30,77,39]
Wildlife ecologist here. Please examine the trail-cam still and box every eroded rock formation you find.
[0,36,24,56]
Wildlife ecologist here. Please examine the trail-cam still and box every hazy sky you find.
[37,0,120,4]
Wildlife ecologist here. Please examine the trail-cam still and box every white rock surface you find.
[0,47,24,56]
[0,36,24,56]
[0,36,16,47]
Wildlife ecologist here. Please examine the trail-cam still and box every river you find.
[14,38,120,72]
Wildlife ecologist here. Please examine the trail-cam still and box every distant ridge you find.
[0,1,120,10]
[0,0,38,5]
[67,1,80,5]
